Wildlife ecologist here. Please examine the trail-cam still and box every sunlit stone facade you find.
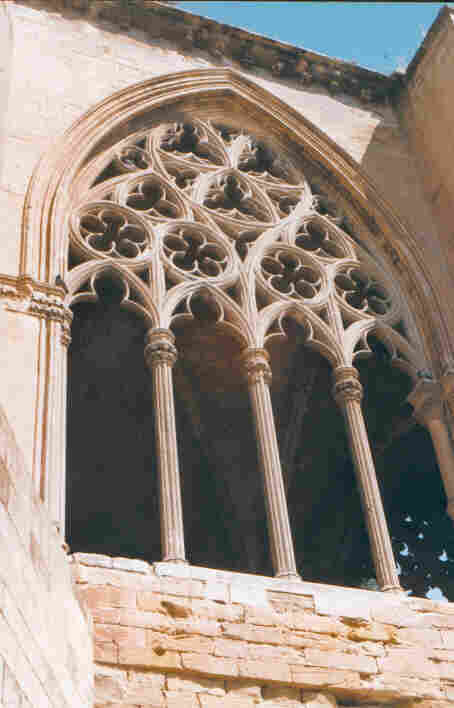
[2,2,454,706]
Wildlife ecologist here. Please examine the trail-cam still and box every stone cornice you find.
[14,0,395,106]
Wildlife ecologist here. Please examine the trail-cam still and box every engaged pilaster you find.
[239,347,299,580]
[332,366,401,593]
[145,328,186,564]
[408,379,454,521]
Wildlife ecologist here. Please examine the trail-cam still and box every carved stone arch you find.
[21,68,449,375]
[26,68,454,561]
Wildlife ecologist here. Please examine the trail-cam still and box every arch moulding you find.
[20,68,453,375]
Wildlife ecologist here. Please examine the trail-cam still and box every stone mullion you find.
[240,348,299,580]
[409,379,454,520]
[333,366,401,592]
[145,328,186,563]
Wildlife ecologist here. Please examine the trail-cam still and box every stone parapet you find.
[73,553,454,705]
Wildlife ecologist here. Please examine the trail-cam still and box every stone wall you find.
[0,404,93,708]
[397,8,454,278]
[0,4,12,181]
[2,0,452,472]
[73,554,454,705]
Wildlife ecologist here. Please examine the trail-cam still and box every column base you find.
[162,557,188,565]
[381,584,404,594]
[275,571,302,582]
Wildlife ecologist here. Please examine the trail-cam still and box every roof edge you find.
[13,0,393,106]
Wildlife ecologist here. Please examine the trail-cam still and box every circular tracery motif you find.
[295,220,345,259]
[335,266,391,316]
[72,117,406,347]
[74,205,149,259]
[163,224,229,279]
[261,248,322,301]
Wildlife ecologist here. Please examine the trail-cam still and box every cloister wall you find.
[1,3,454,707]
[397,8,454,278]
[73,552,454,705]
[0,404,93,707]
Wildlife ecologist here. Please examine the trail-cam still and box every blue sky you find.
[176,3,446,75]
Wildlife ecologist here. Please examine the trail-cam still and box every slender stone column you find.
[43,312,72,540]
[408,379,454,521]
[145,328,186,563]
[332,366,401,592]
[239,347,299,580]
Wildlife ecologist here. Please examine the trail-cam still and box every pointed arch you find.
[21,68,450,374]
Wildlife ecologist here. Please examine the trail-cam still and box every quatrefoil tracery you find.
[260,248,323,301]
[163,224,230,281]
[335,266,391,316]
[71,118,415,365]
[73,204,150,261]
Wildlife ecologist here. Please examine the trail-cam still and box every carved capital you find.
[239,348,272,386]
[145,328,177,368]
[407,379,444,426]
[332,366,363,404]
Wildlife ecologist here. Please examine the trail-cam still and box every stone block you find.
[73,553,113,568]
[166,690,199,708]
[262,685,301,703]
[182,653,239,678]
[214,638,249,659]
[342,621,394,643]
[138,591,168,613]
[118,645,182,670]
[314,590,371,622]
[230,583,268,608]
[95,623,147,647]
[198,695,256,708]
[225,679,262,697]
[301,693,337,707]
[371,604,423,627]
[167,674,226,696]
[245,607,282,627]
[239,659,291,683]
[377,648,439,678]
[94,640,119,664]
[395,626,443,647]
[112,557,150,574]
[95,668,127,701]
[191,599,244,624]
[290,613,344,636]
[176,618,220,638]
[204,581,229,603]
[118,609,176,633]
[147,630,214,655]
[290,665,360,690]
[161,599,192,618]
[247,644,304,664]
[80,584,137,610]
[158,577,205,599]
[304,648,377,674]
[221,623,282,645]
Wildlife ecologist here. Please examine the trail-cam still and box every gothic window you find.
[65,117,454,597]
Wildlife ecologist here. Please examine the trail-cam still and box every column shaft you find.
[409,379,454,520]
[145,329,186,563]
[333,367,401,592]
[241,348,299,580]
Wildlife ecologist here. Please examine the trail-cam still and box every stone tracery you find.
[67,118,431,589]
